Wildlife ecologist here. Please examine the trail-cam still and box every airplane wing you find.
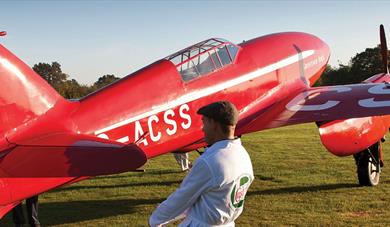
[239,82,390,133]
[0,133,147,177]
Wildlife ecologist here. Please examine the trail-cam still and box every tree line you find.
[315,45,389,86]
[32,45,389,99]
[32,62,120,99]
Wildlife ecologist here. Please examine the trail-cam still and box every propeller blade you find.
[0,31,6,36]
[380,24,389,74]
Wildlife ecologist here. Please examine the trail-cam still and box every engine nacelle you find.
[319,116,389,156]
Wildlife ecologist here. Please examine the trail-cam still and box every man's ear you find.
[208,118,216,129]
[211,119,221,131]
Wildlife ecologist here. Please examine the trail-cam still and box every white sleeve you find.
[149,159,213,227]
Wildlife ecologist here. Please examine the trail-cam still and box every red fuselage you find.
[70,32,329,158]
[8,31,376,215]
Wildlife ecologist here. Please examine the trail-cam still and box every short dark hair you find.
[197,101,239,126]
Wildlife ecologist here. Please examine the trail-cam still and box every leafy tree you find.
[93,74,120,89]
[315,64,352,86]
[33,62,68,90]
[33,61,122,98]
[59,79,92,99]
[317,45,389,86]
[33,62,92,99]
[313,65,333,86]
[349,45,386,82]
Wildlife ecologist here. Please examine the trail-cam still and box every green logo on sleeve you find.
[230,174,251,209]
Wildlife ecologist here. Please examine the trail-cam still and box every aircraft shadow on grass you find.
[248,183,359,196]
[54,180,182,192]
[3,198,163,226]
[93,169,183,180]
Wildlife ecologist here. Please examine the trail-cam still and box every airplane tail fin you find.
[0,44,64,137]
[380,24,389,74]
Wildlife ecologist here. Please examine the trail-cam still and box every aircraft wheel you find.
[355,143,381,186]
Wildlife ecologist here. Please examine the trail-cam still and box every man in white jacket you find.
[149,101,254,227]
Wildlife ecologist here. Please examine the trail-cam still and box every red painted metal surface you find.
[1,31,390,217]
[319,117,388,156]
[318,73,390,156]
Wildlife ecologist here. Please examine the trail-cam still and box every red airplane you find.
[1,25,390,218]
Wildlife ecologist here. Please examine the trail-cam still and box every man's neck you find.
[210,134,235,145]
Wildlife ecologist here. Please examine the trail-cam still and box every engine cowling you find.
[318,116,389,156]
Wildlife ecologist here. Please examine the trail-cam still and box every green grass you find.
[2,123,390,226]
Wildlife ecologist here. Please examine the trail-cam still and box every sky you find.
[1,0,390,85]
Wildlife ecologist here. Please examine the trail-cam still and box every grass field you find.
[2,123,390,226]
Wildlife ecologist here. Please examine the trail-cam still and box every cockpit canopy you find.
[166,38,239,82]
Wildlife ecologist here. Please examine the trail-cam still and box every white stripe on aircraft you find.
[94,49,315,135]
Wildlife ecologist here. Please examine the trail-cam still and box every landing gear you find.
[353,142,382,186]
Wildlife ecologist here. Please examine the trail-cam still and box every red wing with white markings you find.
[241,82,390,132]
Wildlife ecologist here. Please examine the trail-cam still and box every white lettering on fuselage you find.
[148,115,161,142]
[180,104,191,129]
[96,104,192,146]
[164,109,177,135]
[304,55,325,70]
[134,120,147,146]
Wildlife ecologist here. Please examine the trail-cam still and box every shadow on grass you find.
[248,183,358,196]
[380,179,390,184]
[143,169,187,175]
[54,180,182,192]
[94,175,137,180]
[255,174,283,183]
[1,198,164,226]
[95,169,184,179]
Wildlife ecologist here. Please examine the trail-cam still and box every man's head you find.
[197,101,239,145]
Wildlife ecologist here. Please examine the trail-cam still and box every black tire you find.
[356,143,381,186]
